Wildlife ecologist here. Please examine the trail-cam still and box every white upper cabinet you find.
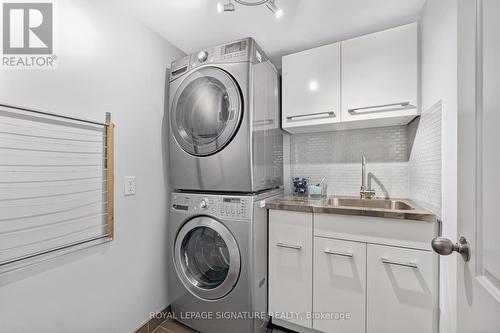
[281,23,419,134]
[282,43,341,133]
[341,23,419,124]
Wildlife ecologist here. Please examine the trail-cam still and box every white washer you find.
[168,189,282,333]
[168,38,283,192]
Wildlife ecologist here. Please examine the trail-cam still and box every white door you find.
[435,1,500,332]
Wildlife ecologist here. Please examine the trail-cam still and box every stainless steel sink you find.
[325,197,414,211]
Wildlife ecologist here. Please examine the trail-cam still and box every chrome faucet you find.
[360,155,376,199]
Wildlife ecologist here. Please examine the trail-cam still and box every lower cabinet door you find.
[313,237,366,333]
[367,244,438,333]
[269,210,313,329]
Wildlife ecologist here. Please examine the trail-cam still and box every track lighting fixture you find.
[217,0,283,19]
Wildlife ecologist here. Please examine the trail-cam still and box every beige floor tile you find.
[150,326,169,333]
[160,319,196,333]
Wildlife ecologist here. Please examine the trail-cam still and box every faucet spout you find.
[360,155,375,199]
[361,155,367,190]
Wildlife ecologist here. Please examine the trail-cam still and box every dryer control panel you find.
[171,193,251,220]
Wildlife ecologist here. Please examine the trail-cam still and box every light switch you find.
[124,176,136,196]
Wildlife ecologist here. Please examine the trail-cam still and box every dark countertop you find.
[266,195,437,222]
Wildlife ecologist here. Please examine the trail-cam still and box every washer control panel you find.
[171,193,251,220]
[219,197,249,219]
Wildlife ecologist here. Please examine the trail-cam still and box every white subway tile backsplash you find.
[286,126,410,198]
[408,101,442,216]
[283,112,442,213]
[291,162,409,198]
[290,126,409,164]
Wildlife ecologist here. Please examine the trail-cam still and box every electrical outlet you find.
[124,176,136,196]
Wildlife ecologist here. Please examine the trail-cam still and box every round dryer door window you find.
[174,216,241,300]
[171,66,243,156]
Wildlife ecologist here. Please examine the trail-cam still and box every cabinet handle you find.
[348,102,413,115]
[286,111,336,121]
[381,257,418,269]
[324,249,354,258]
[276,242,302,250]
[253,118,275,125]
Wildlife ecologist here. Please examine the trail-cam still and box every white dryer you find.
[168,38,283,192]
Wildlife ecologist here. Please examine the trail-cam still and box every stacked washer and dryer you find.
[168,38,283,333]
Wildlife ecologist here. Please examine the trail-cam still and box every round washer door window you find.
[171,66,243,156]
[174,216,241,300]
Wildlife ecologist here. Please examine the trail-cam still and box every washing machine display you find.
[171,66,243,156]
[174,216,241,300]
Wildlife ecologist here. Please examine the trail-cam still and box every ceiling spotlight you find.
[218,0,235,13]
[266,0,282,19]
[224,1,235,12]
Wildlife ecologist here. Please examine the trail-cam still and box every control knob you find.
[200,198,209,209]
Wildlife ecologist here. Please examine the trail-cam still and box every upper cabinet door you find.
[342,23,419,123]
[282,43,341,133]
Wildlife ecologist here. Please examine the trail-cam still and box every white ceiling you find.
[114,0,425,67]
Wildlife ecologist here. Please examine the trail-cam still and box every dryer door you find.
[171,66,243,156]
[174,216,241,300]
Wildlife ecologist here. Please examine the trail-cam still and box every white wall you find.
[420,1,458,332]
[0,1,184,332]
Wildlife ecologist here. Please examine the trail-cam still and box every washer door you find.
[174,216,241,300]
[171,66,243,156]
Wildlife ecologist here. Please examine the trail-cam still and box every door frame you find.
[457,0,500,331]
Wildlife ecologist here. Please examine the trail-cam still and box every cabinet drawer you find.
[367,244,438,333]
[313,237,366,333]
[314,213,437,251]
[269,210,313,328]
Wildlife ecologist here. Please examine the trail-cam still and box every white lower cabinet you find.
[366,244,438,333]
[269,210,313,329]
[313,237,366,333]
[268,210,438,333]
